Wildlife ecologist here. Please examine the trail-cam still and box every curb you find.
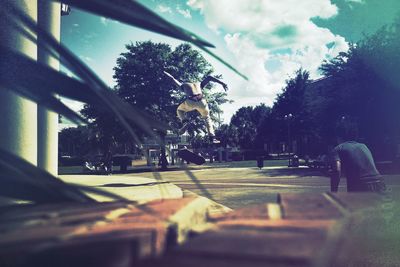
[59,174,184,203]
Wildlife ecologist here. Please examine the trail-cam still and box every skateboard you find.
[177,148,205,165]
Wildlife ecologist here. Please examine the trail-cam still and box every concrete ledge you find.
[59,175,183,203]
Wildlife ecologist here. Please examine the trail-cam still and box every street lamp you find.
[284,113,293,155]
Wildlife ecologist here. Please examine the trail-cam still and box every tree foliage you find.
[314,17,400,158]
[82,41,230,151]
[228,104,271,149]
[215,16,400,159]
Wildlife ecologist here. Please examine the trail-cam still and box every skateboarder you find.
[163,70,228,143]
[329,125,386,193]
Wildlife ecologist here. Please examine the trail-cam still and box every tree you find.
[1,0,246,204]
[229,104,271,149]
[58,126,93,157]
[113,41,229,137]
[273,69,310,118]
[215,124,239,147]
[267,69,311,155]
[82,41,230,167]
[316,16,400,159]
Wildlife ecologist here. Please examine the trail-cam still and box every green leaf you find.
[0,148,131,203]
[0,48,85,124]
[199,46,249,81]
[57,0,215,48]
[3,3,168,145]
[1,46,165,131]
[56,0,248,80]
[0,148,94,203]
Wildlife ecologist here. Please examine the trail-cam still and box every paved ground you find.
[4,161,397,266]
[59,174,184,203]
[131,166,332,209]
[60,160,400,209]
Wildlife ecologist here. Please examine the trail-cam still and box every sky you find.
[60,0,400,127]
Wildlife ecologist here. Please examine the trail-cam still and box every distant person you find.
[103,149,113,175]
[330,125,386,192]
[163,70,228,143]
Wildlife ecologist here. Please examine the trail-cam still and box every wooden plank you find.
[0,198,199,266]
[169,227,329,266]
[278,193,344,220]
[217,218,336,232]
[209,203,270,222]
[140,255,309,267]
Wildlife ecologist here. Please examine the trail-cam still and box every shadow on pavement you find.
[259,167,327,178]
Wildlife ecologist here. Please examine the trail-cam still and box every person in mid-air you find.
[163,70,228,143]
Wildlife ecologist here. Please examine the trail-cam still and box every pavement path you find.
[117,161,400,209]
[59,160,400,209]
[59,174,184,203]
[2,161,398,266]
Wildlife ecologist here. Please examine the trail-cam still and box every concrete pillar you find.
[37,0,60,175]
[0,0,38,165]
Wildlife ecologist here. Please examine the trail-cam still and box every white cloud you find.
[156,5,172,14]
[224,33,281,99]
[79,55,93,62]
[345,0,365,3]
[345,0,365,9]
[188,0,349,119]
[177,6,192,18]
[100,16,120,25]
[188,0,338,32]
[61,99,84,114]
[100,17,108,26]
